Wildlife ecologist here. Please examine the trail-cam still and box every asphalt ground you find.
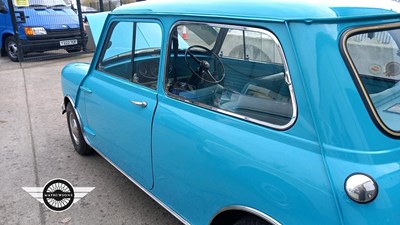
[0,54,183,225]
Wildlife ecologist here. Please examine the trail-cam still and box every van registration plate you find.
[60,39,78,46]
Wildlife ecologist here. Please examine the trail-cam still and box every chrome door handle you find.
[131,101,147,108]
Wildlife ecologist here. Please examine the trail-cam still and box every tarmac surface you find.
[0,54,184,225]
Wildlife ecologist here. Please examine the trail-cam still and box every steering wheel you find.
[184,45,225,84]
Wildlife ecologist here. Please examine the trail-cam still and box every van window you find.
[13,0,67,7]
[166,22,296,129]
[0,0,7,12]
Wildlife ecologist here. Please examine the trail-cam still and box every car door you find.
[81,20,163,189]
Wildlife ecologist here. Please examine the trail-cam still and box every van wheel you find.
[66,103,93,155]
[234,216,271,225]
[5,36,19,62]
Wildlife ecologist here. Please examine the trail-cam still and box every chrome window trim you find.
[64,95,190,225]
[341,22,400,138]
[209,205,282,225]
[164,21,297,130]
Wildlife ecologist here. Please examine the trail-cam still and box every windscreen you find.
[13,0,67,7]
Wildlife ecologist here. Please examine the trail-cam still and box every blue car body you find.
[0,0,84,61]
[61,0,400,224]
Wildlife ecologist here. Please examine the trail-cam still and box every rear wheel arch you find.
[209,206,280,225]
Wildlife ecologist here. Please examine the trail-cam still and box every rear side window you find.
[220,29,282,64]
[343,24,400,137]
[166,22,296,129]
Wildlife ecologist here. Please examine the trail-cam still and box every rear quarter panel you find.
[289,20,400,225]
[152,96,340,225]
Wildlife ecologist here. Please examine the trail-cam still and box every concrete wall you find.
[348,41,400,80]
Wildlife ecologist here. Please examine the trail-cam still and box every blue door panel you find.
[151,96,340,225]
[83,71,156,189]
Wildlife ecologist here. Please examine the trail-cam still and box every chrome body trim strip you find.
[65,96,83,130]
[88,145,191,225]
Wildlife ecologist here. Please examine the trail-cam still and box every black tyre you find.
[5,36,19,62]
[66,48,81,53]
[234,216,271,225]
[66,103,93,155]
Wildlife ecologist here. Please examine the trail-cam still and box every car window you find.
[166,23,296,129]
[344,27,400,134]
[98,21,162,90]
[136,23,162,50]
[102,22,133,62]
[221,29,282,64]
[177,24,219,50]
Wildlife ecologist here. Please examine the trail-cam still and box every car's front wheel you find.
[66,103,93,155]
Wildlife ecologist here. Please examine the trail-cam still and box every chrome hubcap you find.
[7,41,18,59]
[68,113,80,145]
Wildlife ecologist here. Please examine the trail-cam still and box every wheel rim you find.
[68,112,80,146]
[7,40,18,59]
